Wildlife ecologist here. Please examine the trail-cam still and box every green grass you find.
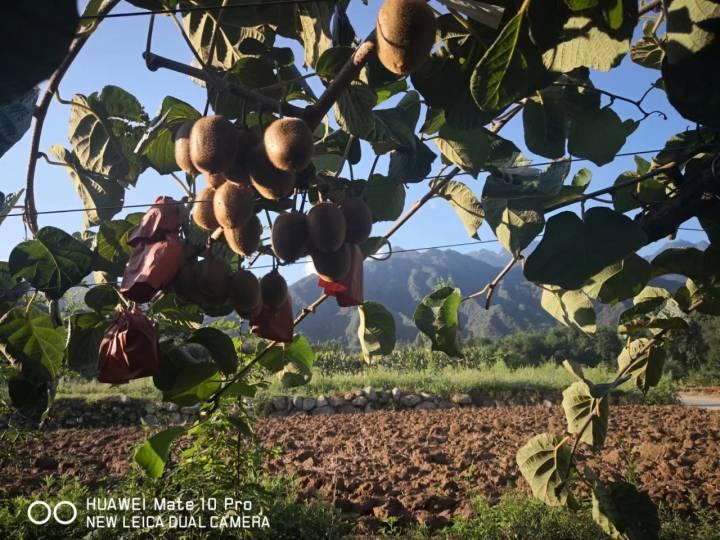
[55,376,161,401]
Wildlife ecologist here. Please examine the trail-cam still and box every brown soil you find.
[1,406,719,528]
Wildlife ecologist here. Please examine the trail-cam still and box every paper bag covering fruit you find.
[98,308,160,384]
[127,196,187,247]
[318,244,364,307]
[120,232,185,303]
[251,294,294,343]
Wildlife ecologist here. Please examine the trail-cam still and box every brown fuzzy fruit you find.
[193,187,220,231]
[173,263,198,303]
[206,173,227,189]
[174,121,198,175]
[376,0,437,75]
[247,144,295,200]
[271,212,310,263]
[237,295,263,320]
[197,257,229,304]
[263,117,314,173]
[307,201,347,253]
[312,243,351,282]
[224,214,262,256]
[229,269,261,314]
[260,269,288,308]
[226,128,260,184]
[341,197,373,244]
[189,115,238,174]
[213,180,255,230]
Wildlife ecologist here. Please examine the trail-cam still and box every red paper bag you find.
[318,244,364,307]
[120,233,185,303]
[251,295,294,342]
[128,196,187,247]
[98,309,160,384]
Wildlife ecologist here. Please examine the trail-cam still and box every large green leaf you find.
[0,88,37,159]
[516,433,572,506]
[414,287,463,358]
[650,247,708,282]
[211,57,282,118]
[617,338,665,393]
[261,335,315,388]
[540,288,597,334]
[592,481,660,540]
[48,145,125,229]
[362,175,405,223]
[68,86,148,185]
[484,198,544,256]
[134,426,186,479]
[188,327,238,376]
[358,301,396,364]
[153,342,221,406]
[619,288,688,335]
[389,140,437,183]
[0,309,66,381]
[436,125,519,177]
[631,36,664,70]
[523,87,567,159]
[0,190,25,230]
[139,96,200,175]
[562,381,608,452]
[92,214,144,275]
[1,2,78,103]
[10,226,94,299]
[315,46,354,80]
[584,254,651,305]
[334,82,377,139]
[567,108,638,166]
[297,1,333,68]
[431,180,484,239]
[524,208,647,290]
[66,311,111,376]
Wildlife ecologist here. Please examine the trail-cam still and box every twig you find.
[552,83,666,120]
[462,255,522,308]
[639,0,662,15]
[23,0,121,234]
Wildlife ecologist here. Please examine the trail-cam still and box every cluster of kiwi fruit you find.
[175,114,315,258]
[376,0,437,76]
[172,255,289,320]
[272,197,372,283]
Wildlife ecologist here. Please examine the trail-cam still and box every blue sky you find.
[0,1,705,286]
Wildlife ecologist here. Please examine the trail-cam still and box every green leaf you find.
[592,481,660,540]
[617,339,666,392]
[565,0,598,9]
[619,289,688,335]
[358,301,396,364]
[389,140,437,183]
[139,96,200,175]
[516,433,572,506]
[484,198,544,256]
[188,327,238,376]
[66,311,111,376]
[0,190,25,229]
[436,125,519,177]
[541,288,597,334]
[414,287,463,358]
[297,1,333,68]
[261,335,315,388]
[154,342,221,406]
[0,309,66,381]
[524,208,647,290]
[631,36,664,70]
[362,175,405,223]
[48,145,125,229]
[568,108,638,166]
[85,285,121,314]
[431,180,484,239]
[316,46,354,80]
[68,86,148,185]
[211,58,282,118]
[134,426,186,479]
[0,89,37,159]
[334,82,377,139]
[10,226,94,300]
[542,15,631,72]
[650,247,708,282]
[584,255,651,305]
[93,214,144,275]
[562,381,608,452]
[523,88,567,159]
[1,2,78,103]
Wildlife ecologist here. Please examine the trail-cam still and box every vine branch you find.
[552,82,666,120]
[23,0,122,234]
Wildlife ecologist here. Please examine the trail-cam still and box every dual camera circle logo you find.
[27,500,78,525]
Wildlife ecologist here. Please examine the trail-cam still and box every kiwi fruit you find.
[341,197,373,244]
[376,0,437,76]
[206,173,227,189]
[173,263,198,303]
[260,269,288,308]
[237,295,263,320]
[307,201,347,253]
[312,243,351,282]
[229,269,262,314]
[226,128,260,184]
[193,187,220,231]
[213,180,255,230]
[196,257,229,304]
[247,144,296,200]
[174,121,198,175]
[225,214,262,256]
[271,212,311,263]
[263,117,314,173]
[189,115,238,174]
